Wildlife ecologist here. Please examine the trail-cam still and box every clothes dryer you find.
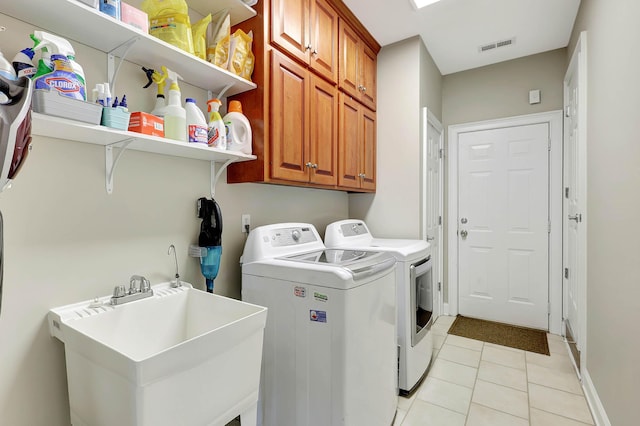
[241,223,398,426]
[325,219,434,395]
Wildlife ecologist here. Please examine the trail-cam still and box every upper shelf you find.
[31,112,257,163]
[0,0,257,96]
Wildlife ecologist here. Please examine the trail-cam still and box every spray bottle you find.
[163,68,186,141]
[32,31,86,100]
[206,98,226,149]
[142,66,169,117]
[32,33,85,101]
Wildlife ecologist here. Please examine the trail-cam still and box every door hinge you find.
[438,282,442,292]
[438,215,442,226]
[565,187,570,199]
[564,267,569,279]
[548,138,551,151]
[565,106,571,118]
[548,221,551,233]
[548,302,551,315]
[439,148,444,159]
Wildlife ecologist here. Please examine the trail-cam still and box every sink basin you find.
[49,282,267,426]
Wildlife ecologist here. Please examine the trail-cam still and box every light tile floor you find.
[395,315,595,426]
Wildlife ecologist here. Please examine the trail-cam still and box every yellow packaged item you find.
[208,11,230,63]
[227,30,255,81]
[141,0,194,55]
[192,14,212,60]
[213,34,231,69]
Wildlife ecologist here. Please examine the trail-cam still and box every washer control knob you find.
[291,229,301,241]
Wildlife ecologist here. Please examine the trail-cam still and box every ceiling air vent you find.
[478,37,516,53]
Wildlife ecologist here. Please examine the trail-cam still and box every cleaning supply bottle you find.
[142,66,168,117]
[0,51,17,81]
[11,48,37,79]
[163,69,186,141]
[206,98,226,149]
[32,31,85,101]
[223,100,252,154]
[142,0,194,55]
[185,98,207,144]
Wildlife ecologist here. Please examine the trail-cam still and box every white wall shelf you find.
[32,113,256,194]
[1,0,257,96]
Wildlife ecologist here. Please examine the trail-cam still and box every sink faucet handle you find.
[113,285,126,298]
[129,275,149,293]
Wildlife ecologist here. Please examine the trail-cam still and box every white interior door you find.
[563,31,587,369]
[423,108,443,320]
[458,123,550,329]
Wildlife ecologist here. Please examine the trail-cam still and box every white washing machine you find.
[325,219,434,395]
[241,223,398,426]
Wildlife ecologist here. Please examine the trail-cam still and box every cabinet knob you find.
[357,85,364,91]
[305,162,313,168]
[358,173,366,178]
[312,49,318,55]
[306,44,312,51]
[361,86,367,93]
[312,163,318,169]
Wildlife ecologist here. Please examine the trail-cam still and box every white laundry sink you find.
[48,282,267,426]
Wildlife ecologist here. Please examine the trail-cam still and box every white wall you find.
[349,36,442,239]
[568,1,640,424]
[0,12,348,424]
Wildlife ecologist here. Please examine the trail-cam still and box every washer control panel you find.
[267,226,318,247]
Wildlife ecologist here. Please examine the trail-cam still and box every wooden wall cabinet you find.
[338,93,376,191]
[228,0,378,192]
[270,0,338,83]
[339,19,377,111]
[270,50,338,186]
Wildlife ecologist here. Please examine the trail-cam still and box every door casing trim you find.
[447,110,563,333]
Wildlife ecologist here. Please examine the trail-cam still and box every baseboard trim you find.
[582,368,611,426]
[443,303,450,316]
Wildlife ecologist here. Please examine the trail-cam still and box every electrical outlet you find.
[241,214,251,233]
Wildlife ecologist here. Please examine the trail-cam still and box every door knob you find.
[460,217,468,224]
[427,236,434,241]
[460,229,468,239]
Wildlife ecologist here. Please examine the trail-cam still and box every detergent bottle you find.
[185,98,207,144]
[0,50,17,81]
[32,32,85,101]
[163,69,186,141]
[206,98,226,149]
[223,100,252,154]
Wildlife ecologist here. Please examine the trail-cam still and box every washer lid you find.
[281,249,396,281]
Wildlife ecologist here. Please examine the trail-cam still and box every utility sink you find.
[48,282,267,426]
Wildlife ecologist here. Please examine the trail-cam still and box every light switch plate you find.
[529,89,541,104]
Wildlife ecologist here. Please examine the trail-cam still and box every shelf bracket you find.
[107,37,140,96]
[105,139,134,194]
[210,159,235,198]
[216,83,235,101]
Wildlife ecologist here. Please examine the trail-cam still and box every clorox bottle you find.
[185,98,207,144]
[223,100,252,154]
[163,71,186,141]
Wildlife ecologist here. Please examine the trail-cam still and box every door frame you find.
[447,111,563,333]
[421,107,444,319]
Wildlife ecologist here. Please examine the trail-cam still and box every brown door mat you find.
[448,315,550,355]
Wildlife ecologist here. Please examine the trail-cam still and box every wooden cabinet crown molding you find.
[330,0,381,54]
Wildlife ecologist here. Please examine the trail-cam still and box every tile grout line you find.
[525,345,532,425]
[463,340,483,426]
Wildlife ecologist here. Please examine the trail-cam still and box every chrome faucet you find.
[110,275,153,305]
[168,244,181,288]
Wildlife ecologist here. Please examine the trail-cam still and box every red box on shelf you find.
[128,112,164,138]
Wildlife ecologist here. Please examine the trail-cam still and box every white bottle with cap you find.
[223,100,252,154]
[185,98,208,144]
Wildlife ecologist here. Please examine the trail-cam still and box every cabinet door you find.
[338,20,361,101]
[360,43,377,111]
[270,50,310,183]
[361,106,376,190]
[338,93,361,189]
[309,74,338,185]
[271,0,310,64]
[310,0,338,83]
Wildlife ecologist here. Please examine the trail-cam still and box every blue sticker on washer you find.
[310,310,327,323]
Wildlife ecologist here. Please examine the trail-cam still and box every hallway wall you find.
[568,0,640,424]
